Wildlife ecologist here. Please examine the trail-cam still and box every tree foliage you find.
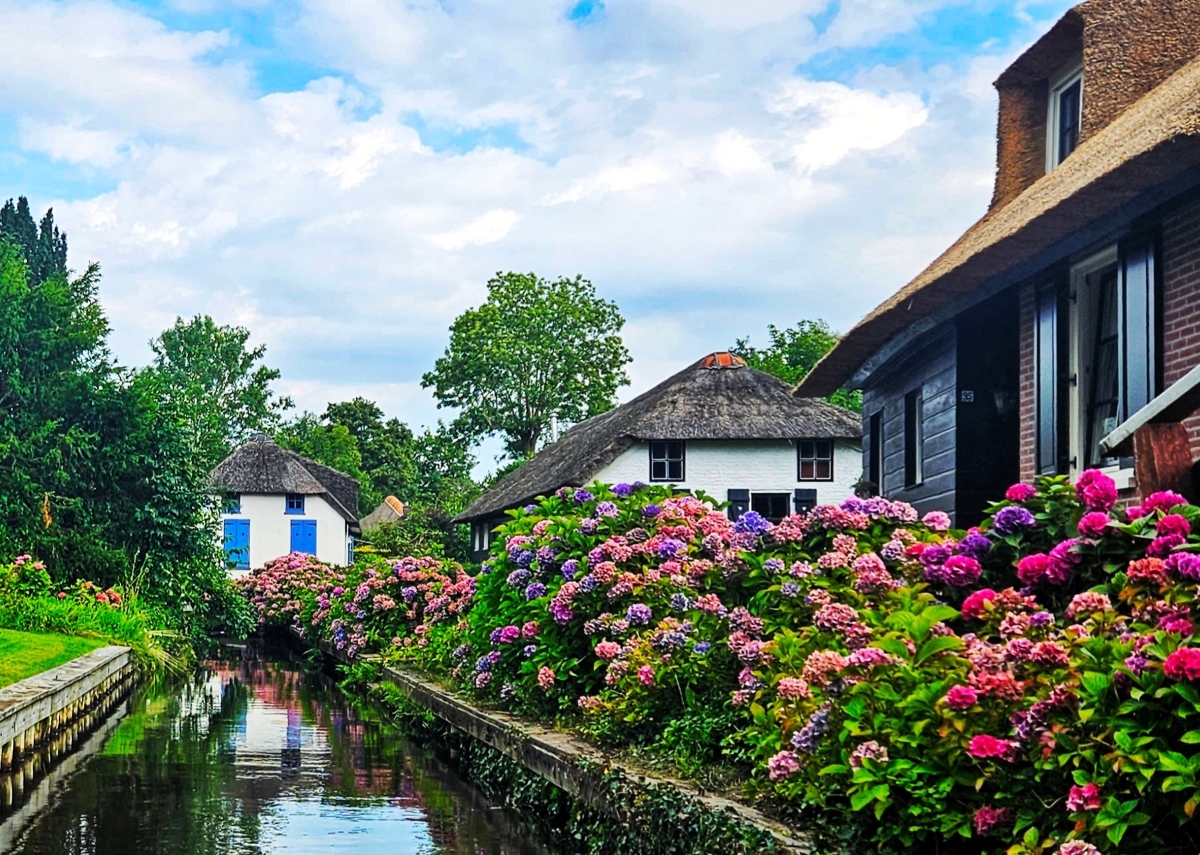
[422,272,631,459]
[146,315,292,472]
[731,319,862,411]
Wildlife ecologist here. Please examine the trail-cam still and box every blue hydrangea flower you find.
[525,582,547,600]
[561,559,581,580]
[613,483,634,497]
[642,504,662,517]
[734,511,771,536]
[626,603,653,626]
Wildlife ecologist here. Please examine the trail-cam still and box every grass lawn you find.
[0,628,105,689]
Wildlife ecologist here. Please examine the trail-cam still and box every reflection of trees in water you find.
[15,655,556,855]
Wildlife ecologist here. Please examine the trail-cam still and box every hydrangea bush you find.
[242,474,1200,854]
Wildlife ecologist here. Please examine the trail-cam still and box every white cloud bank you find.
[0,0,1076,465]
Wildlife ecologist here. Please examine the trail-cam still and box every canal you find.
[5,653,558,855]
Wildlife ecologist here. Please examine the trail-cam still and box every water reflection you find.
[10,656,556,855]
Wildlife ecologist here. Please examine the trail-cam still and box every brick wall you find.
[1161,194,1200,457]
[1018,284,1037,482]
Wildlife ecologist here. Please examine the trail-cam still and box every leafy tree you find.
[276,412,371,502]
[147,315,292,471]
[731,320,862,412]
[0,196,67,286]
[422,272,631,459]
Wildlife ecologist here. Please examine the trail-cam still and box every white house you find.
[455,352,863,561]
[209,435,361,572]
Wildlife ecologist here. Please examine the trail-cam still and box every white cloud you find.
[427,209,523,250]
[0,0,1072,471]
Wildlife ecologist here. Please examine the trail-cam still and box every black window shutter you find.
[1034,283,1063,475]
[727,489,749,521]
[1119,236,1160,421]
[793,489,818,514]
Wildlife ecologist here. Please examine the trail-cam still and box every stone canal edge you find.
[307,634,814,855]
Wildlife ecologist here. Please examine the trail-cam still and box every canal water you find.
[5,655,557,855]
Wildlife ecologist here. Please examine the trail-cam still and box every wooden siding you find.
[862,328,958,522]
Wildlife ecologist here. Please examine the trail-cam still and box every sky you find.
[0,0,1077,474]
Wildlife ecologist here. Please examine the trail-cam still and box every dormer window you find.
[1047,62,1083,171]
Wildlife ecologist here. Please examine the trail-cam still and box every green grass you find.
[0,628,105,688]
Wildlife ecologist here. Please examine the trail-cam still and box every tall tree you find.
[731,320,862,412]
[422,272,631,459]
[147,315,292,471]
[0,196,67,286]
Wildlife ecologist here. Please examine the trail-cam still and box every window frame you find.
[797,438,835,482]
[1046,60,1083,172]
[868,411,884,496]
[285,493,306,515]
[648,440,685,483]
[750,492,791,524]
[223,493,241,515]
[1068,246,1121,476]
[904,388,924,489]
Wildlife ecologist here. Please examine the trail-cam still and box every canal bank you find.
[308,637,813,855]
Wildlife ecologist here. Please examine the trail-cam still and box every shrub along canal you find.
[6,651,556,855]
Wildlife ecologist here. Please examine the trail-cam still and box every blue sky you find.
[0,0,1075,472]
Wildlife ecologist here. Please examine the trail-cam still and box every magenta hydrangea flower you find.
[767,750,800,781]
[1057,842,1101,855]
[945,685,979,710]
[1075,469,1118,511]
[1158,513,1191,538]
[961,588,997,620]
[1066,783,1101,812]
[942,555,983,588]
[967,734,1019,762]
[1005,483,1037,503]
[972,805,1012,837]
[1164,648,1200,681]
[1078,512,1110,538]
[1142,490,1188,515]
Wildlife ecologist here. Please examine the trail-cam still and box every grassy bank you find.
[0,628,105,688]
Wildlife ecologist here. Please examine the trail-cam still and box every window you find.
[727,489,750,521]
[649,440,685,482]
[223,519,250,570]
[798,439,834,481]
[1035,240,1160,478]
[286,494,305,514]
[1048,63,1083,171]
[223,493,241,515]
[868,412,883,496]
[751,492,790,523]
[471,522,496,554]
[904,389,924,488]
[347,536,356,566]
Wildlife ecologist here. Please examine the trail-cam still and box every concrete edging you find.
[307,633,812,854]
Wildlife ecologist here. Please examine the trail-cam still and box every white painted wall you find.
[591,439,861,509]
[221,492,351,571]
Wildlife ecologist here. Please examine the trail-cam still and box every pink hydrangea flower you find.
[961,588,997,620]
[1057,842,1101,855]
[1158,513,1191,538]
[767,750,800,781]
[942,555,983,587]
[777,677,811,699]
[1066,783,1102,812]
[972,805,1012,836]
[637,664,655,686]
[945,685,979,710]
[537,666,556,691]
[1076,469,1118,511]
[848,740,888,768]
[923,511,952,532]
[1078,512,1110,538]
[1142,490,1188,515]
[1017,553,1050,586]
[1066,591,1112,618]
[967,734,1019,762]
[1005,483,1037,503]
[1164,648,1200,681]
[594,641,621,660]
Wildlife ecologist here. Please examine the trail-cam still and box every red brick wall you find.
[1161,195,1200,457]
[1018,284,1037,482]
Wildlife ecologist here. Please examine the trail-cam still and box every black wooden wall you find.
[861,326,958,522]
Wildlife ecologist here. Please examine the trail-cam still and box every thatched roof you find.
[797,41,1200,396]
[455,353,861,523]
[209,435,361,526]
[360,496,406,531]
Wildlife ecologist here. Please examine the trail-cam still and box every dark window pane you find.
[1058,79,1081,163]
[751,492,790,523]
[800,460,815,480]
[815,440,832,459]
[815,460,831,480]
[799,440,815,459]
[667,460,683,481]
[652,461,666,480]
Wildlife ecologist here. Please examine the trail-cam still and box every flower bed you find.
[241,474,1200,854]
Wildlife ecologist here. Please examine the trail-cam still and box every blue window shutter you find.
[223,519,250,569]
[727,489,749,521]
[290,520,317,555]
[793,489,818,514]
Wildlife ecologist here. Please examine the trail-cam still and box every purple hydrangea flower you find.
[613,483,634,497]
[763,558,785,574]
[523,644,537,658]
[957,533,992,562]
[507,569,532,588]
[524,504,538,514]
[670,593,691,612]
[574,488,595,503]
[734,511,771,535]
[515,549,535,569]
[561,559,581,580]
[919,544,952,568]
[693,642,711,655]
[656,538,686,558]
[780,581,800,598]
[595,501,619,518]
[626,603,653,626]
[791,703,833,754]
[993,506,1036,537]
[579,574,599,592]
[525,583,547,600]
[580,518,599,534]
[536,545,558,565]
[642,504,662,518]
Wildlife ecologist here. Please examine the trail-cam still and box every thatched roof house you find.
[210,435,361,569]
[457,352,861,559]
[794,0,1200,524]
